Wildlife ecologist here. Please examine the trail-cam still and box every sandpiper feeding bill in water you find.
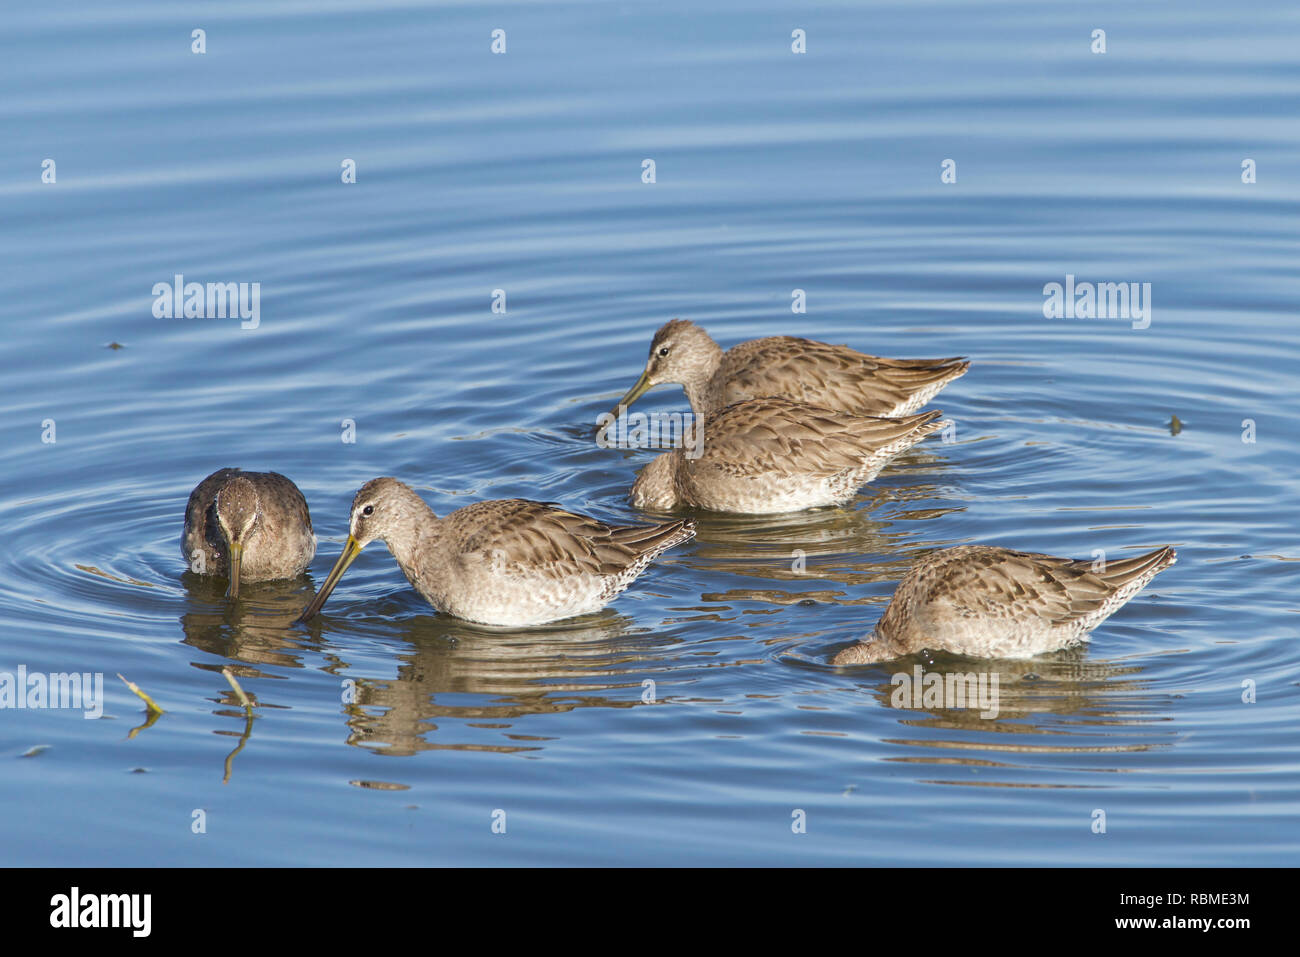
[831,544,1177,665]
[609,318,969,421]
[628,398,947,514]
[294,477,695,627]
[181,468,316,598]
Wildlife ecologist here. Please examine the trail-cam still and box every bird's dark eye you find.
[362,504,374,516]
[657,347,670,357]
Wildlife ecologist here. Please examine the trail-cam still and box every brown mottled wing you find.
[721,336,967,415]
[881,546,1134,639]
[693,398,940,479]
[250,471,313,536]
[454,499,691,579]
[1095,547,1177,588]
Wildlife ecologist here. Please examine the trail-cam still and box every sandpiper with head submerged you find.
[628,397,947,514]
[609,318,969,421]
[294,478,696,627]
[831,544,1177,664]
[182,468,316,598]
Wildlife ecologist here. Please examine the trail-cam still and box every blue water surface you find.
[1,0,1298,865]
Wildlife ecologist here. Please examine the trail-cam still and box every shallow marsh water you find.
[2,0,1298,865]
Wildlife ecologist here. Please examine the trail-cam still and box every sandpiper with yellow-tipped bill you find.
[181,468,316,599]
[294,477,695,628]
[608,318,969,422]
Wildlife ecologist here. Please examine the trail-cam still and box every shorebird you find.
[831,544,1177,664]
[628,398,946,514]
[609,318,968,420]
[294,478,695,627]
[181,468,316,598]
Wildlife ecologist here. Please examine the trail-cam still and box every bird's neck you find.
[381,499,440,572]
[683,341,726,415]
[683,377,718,416]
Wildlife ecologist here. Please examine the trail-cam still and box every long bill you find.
[601,367,654,430]
[225,542,243,599]
[293,535,364,624]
